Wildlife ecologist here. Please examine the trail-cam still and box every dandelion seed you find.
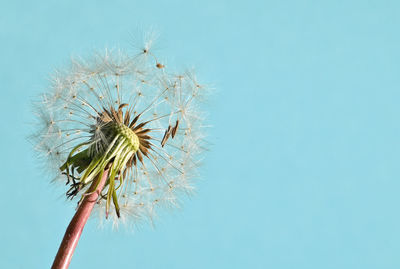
[156,63,165,69]
[32,37,208,269]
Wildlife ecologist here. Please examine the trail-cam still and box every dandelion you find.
[32,37,207,269]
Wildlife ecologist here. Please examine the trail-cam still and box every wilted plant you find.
[32,35,208,269]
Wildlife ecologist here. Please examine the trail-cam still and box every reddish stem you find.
[51,169,109,269]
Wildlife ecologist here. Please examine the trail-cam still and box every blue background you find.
[1,0,400,268]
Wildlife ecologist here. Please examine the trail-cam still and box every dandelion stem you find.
[51,169,109,269]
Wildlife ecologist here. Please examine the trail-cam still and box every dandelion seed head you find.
[32,40,208,228]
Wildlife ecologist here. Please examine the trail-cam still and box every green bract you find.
[61,121,140,217]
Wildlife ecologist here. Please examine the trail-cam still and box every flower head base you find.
[33,45,207,226]
[61,105,150,218]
